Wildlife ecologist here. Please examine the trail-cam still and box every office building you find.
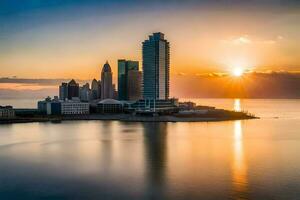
[127,70,142,101]
[142,32,170,100]
[46,102,61,115]
[37,96,52,114]
[97,80,101,98]
[80,83,91,102]
[59,83,68,100]
[101,61,113,99]
[112,84,118,100]
[118,59,139,100]
[67,79,79,100]
[37,97,61,115]
[91,79,100,100]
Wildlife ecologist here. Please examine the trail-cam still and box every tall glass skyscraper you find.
[118,59,139,100]
[142,32,170,100]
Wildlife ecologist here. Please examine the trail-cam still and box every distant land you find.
[0,72,299,99]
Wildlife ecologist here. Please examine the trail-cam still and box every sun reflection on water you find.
[234,99,241,111]
[232,120,248,200]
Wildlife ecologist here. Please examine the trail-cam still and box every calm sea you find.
[0,98,299,199]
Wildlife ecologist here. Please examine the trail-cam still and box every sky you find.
[0,0,300,98]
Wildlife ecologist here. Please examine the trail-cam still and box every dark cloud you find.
[171,72,300,98]
[0,78,89,86]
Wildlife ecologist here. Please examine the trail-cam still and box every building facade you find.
[127,70,142,101]
[118,59,140,100]
[61,101,90,115]
[96,99,123,113]
[129,98,178,114]
[101,61,114,99]
[0,106,15,118]
[79,83,91,102]
[46,102,61,115]
[59,82,68,100]
[37,96,52,114]
[91,79,101,100]
[67,79,79,100]
[142,32,170,100]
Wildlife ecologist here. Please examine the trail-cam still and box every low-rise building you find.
[178,101,196,110]
[0,106,15,118]
[38,97,89,115]
[97,99,123,113]
[37,96,52,114]
[38,96,61,115]
[129,98,179,114]
[46,102,61,115]
[61,101,90,115]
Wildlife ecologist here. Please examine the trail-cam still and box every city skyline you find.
[1,0,300,99]
[0,2,300,200]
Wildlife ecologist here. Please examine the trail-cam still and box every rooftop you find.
[98,99,122,105]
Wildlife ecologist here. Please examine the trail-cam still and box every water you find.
[0,99,299,199]
[0,98,41,108]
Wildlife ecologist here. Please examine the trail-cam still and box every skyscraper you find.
[127,70,142,101]
[91,79,100,100]
[79,83,91,102]
[118,59,139,100]
[142,32,170,100]
[67,79,79,100]
[101,61,113,99]
[59,82,68,100]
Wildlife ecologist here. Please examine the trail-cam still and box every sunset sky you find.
[0,0,300,98]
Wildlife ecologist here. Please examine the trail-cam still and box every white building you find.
[0,106,15,118]
[61,101,89,115]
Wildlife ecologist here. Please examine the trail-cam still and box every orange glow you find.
[231,120,248,199]
[0,83,56,91]
[232,68,244,77]
[234,99,241,111]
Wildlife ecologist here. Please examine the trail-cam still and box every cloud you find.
[221,35,252,45]
[221,35,284,46]
[171,72,300,98]
[233,36,252,45]
[0,78,89,86]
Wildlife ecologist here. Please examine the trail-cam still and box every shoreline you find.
[0,113,258,124]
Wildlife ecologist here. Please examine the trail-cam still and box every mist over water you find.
[0,99,299,199]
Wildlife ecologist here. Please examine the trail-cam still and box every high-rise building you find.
[91,79,100,100]
[59,82,68,100]
[127,70,142,101]
[79,83,91,102]
[67,79,79,100]
[118,59,139,100]
[101,61,113,99]
[112,84,118,100]
[142,32,170,100]
[118,60,126,100]
[97,80,101,99]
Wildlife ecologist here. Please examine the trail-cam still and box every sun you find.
[232,68,244,77]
